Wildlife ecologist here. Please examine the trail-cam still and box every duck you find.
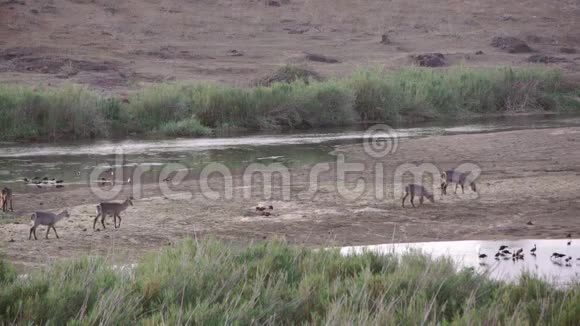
[476,245,487,260]
[530,244,537,254]
[256,206,266,212]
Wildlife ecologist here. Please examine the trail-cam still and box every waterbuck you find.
[1,187,13,212]
[402,184,435,208]
[440,170,477,195]
[29,210,70,240]
[93,196,134,230]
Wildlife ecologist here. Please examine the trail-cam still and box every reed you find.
[0,66,576,142]
[1,239,580,324]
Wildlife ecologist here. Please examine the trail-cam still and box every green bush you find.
[0,84,109,141]
[254,65,324,86]
[0,253,15,284]
[159,117,211,137]
[0,67,577,142]
[2,239,580,324]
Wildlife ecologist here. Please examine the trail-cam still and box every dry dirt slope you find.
[0,0,579,92]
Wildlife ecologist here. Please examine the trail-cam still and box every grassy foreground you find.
[0,66,578,141]
[1,239,580,324]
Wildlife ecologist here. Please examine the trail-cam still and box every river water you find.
[2,114,580,193]
[341,239,580,285]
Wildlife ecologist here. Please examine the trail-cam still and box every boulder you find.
[491,36,532,53]
[412,53,445,67]
[527,54,567,63]
[303,52,340,63]
[380,34,391,44]
[560,47,577,54]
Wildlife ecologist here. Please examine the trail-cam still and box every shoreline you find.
[1,126,580,270]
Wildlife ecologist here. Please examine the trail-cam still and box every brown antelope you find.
[402,184,434,208]
[29,210,70,240]
[441,170,477,195]
[1,187,13,212]
[93,197,134,230]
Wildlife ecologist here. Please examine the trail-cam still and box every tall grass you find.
[0,84,114,141]
[0,66,577,141]
[1,239,580,324]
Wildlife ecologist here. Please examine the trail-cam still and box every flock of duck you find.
[255,204,274,217]
[477,234,578,267]
[23,177,65,188]
[22,169,131,188]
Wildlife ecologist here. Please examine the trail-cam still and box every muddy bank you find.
[1,127,580,270]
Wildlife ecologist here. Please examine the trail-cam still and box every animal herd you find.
[2,167,474,242]
[1,185,134,240]
[402,170,477,208]
[2,167,474,240]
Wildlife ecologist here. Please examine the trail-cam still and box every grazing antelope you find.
[29,210,70,240]
[93,197,134,230]
[402,184,434,208]
[441,170,477,195]
[1,187,13,212]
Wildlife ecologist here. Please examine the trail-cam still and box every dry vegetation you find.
[0,0,579,92]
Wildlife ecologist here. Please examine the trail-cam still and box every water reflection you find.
[341,239,580,285]
[1,115,580,194]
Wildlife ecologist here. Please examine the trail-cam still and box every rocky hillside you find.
[1,0,579,93]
